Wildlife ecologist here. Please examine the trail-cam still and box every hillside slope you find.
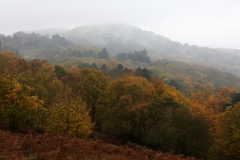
[2,23,240,76]
[62,23,240,76]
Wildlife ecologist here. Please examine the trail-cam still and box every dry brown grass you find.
[0,130,199,160]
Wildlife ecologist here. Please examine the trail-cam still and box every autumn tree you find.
[144,78,211,158]
[54,65,67,79]
[152,78,186,104]
[0,75,43,131]
[17,62,64,108]
[188,91,221,151]
[209,103,240,159]
[182,78,194,96]
[43,97,93,138]
[101,75,156,142]
[143,97,181,151]
[60,65,81,96]
[77,69,110,122]
[0,52,23,77]
[215,87,237,110]
[173,106,211,158]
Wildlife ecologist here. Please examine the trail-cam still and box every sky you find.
[1,0,240,49]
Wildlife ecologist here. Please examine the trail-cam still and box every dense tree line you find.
[116,49,151,64]
[1,32,240,94]
[0,32,111,60]
[0,52,240,159]
[0,32,70,49]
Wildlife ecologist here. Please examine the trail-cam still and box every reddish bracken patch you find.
[0,130,199,160]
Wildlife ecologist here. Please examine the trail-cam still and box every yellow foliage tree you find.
[0,75,44,131]
[152,78,186,104]
[43,97,93,138]
[209,103,240,159]
[17,68,64,108]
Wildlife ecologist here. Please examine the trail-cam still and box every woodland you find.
[0,30,240,160]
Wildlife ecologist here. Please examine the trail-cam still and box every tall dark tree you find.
[52,34,61,42]
[92,63,99,70]
[98,47,109,60]
[52,34,67,46]
[117,64,124,71]
[100,64,108,73]
[135,67,152,81]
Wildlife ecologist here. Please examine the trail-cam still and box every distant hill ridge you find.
[16,23,240,76]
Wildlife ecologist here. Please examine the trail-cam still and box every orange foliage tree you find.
[101,75,156,142]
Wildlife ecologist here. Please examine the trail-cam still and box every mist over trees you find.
[2,23,240,76]
[1,23,240,159]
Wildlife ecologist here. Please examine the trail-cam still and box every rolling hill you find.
[2,23,240,76]
[60,23,240,76]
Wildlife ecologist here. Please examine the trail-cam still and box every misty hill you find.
[62,23,171,54]
[0,34,5,38]
[1,30,240,92]
[61,23,240,76]
[2,23,240,76]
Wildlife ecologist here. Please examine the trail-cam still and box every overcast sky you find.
[1,0,240,49]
